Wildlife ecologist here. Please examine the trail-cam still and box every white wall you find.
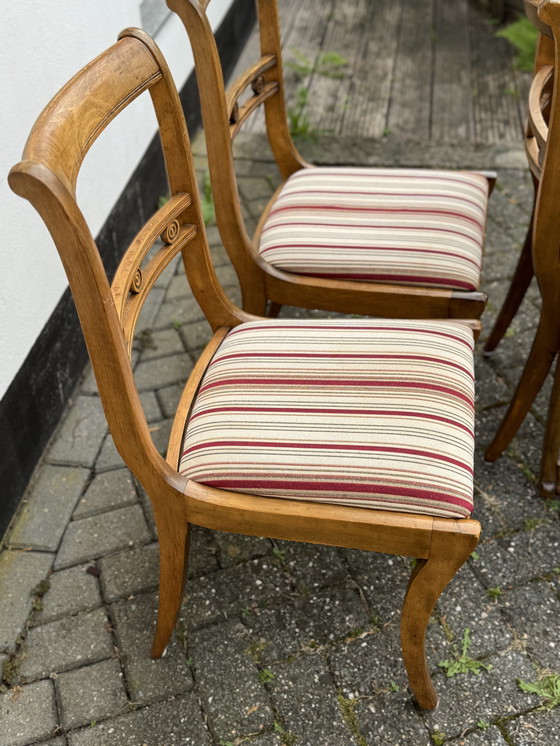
[0,0,232,399]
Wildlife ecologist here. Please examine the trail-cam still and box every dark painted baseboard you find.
[0,0,256,539]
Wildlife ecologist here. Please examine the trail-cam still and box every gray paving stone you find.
[94,433,125,472]
[181,555,293,631]
[276,541,348,590]
[56,658,128,729]
[100,542,159,602]
[8,466,89,551]
[269,653,357,746]
[136,326,185,359]
[190,619,274,742]
[165,274,192,301]
[138,390,161,423]
[133,352,193,392]
[47,396,107,467]
[55,504,151,570]
[18,607,114,682]
[501,580,560,668]
[341,549,411,625]
[73,469,137,518]
[0,550,53,652]
[111,592,192,704]
[353,693,432,746]
[423,651,537,738]
[34,564,101,624]
[452,726,509,744]
[329,623,407,698]
[244,583,371,665]
[153,296,206,329]
[0,679,58,746]
[156,382,183,419]
[177,319,214,351]
[246,735,283,746]
[214,531,271,568]
[506,707,560,745]
[473,522,560,589]
[67,693,211,746]
[147,417,173,456]
[134,286,166,330]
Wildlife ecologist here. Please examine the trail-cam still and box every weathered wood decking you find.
[232,0,530,144]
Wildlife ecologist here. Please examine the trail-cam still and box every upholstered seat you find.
[180,318,475,519]
[258,168,488,291]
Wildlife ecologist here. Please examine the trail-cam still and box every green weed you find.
[337,693,367,746]
[431,731,446,746]
[487,586,503,599]
[287,86,315,139]
[496,18,538,72]
[439,628,492,677]
[258,668,275,683]
[286,49,348,79]
[517,673,560,709]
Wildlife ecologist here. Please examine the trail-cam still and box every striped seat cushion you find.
[179,319,475,519]
[258,167,489,291]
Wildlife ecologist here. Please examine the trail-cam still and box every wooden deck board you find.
[386,0,435,141]
[431,0,473,142]
[228,0,530,146]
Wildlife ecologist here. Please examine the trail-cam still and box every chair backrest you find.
[167,0,308,310]
[526,0,560,298]
[9,28,246,492]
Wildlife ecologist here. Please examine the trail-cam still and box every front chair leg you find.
[151,498,190,658]
[400,520,479,709]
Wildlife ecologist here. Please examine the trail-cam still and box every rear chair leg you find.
[400,520,479,709]
[540,354,560,496]
[483,212,534,354]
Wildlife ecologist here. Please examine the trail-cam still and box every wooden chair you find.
[483,5,554,355]
[485,0,560,496]
[9,28,480,710]
[167,0,493,323]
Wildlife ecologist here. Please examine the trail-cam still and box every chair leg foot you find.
[151,513,190,659]
[400,521,479,710]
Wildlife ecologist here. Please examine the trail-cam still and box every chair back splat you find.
[168,0,491,323]
[10,27,480,710]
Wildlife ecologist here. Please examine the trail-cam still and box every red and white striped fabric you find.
[258,167,488,291]
[179,319,475,519]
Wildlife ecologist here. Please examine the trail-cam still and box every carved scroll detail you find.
[161,219,180,244]
[130,268,143,293]
[252,75,265,95]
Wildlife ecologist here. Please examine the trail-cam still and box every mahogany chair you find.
[485,0,560,496]
[168,0,493,323]
[9,28,480,710]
